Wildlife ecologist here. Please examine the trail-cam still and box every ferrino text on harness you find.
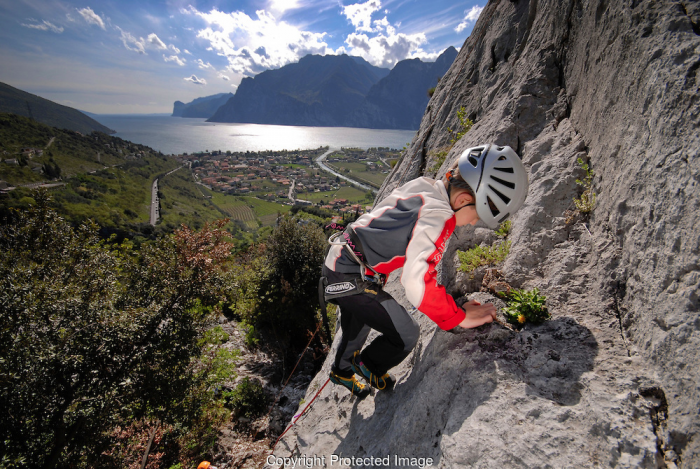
[318,229,387,330]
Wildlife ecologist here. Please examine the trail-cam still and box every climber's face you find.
[451,190,479,226]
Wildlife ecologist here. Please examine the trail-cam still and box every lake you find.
[92,115,417,155]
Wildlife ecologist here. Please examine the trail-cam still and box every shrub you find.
[225,377,267,420]
[0,192,235,468]
[227,216,327,353]
[501,288,550,326]
[457,240,511,278]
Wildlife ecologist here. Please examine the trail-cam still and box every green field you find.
[158,169,227,231]
[210,192,291,227]
[296,185,371,205]
[324,161,389,188]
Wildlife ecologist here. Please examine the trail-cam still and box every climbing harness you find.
[318,229,387,322]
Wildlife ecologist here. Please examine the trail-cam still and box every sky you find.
[0,0,485,114]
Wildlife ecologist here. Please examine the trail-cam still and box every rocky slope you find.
[270,0,699,467]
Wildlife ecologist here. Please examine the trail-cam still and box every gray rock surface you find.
[271,1,699,467]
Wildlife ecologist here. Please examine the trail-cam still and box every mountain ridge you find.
[172,92,234,118]
[208,49,457,129]
[0,82,113,134]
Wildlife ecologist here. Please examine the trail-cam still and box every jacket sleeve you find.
[400,211,466,330]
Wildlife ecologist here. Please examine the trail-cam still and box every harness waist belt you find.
[321,276,379,303]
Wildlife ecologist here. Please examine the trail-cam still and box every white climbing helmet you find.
[457,143,529,229]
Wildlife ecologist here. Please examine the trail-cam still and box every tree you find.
[0,193,234,468]
[229,216,326,353]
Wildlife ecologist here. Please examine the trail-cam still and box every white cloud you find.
[164,54,186,66]
[190,6,337,77]
[77,7,106,30]
[147,33,167,50]
[21,20,64,33]
[117,27,146,54]
[343,0,382,33]
[372,16,393,35]
[218,73,230,81]
[196,59,214,70]
[117,29,180,56]
[184,49,192,55]
[455,5,483,33]
[345,31,430,68]
[268,0,300,14]
[184,75,207,85]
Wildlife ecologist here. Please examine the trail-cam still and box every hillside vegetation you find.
[0,82,112,134]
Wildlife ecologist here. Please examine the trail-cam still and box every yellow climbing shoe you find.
[351,351,396,391]
[329,370,370,399]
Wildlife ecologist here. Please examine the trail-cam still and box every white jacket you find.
[325,177,466,330]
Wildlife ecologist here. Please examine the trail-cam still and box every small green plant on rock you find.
[448,106,474,145]
[457,240,511,278]
[574,157,596,214]
[500,288,550,326]
[428,149,449,174]
[495,220,512,238]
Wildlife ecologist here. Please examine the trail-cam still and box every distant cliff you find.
[207,50,457,130]
[208,54,389,127]
[0,82,113,134]
[172,93,234,118]
[347,46,458,129]
[273,1,700,467]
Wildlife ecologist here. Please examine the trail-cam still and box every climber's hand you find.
[458,299,496,329]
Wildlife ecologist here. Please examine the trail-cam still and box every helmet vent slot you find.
[494,166,514,173]
[498,155,507,161]
[490,175,515,190]
[488,184,511,204]
[468,156,478,167]
[487,197,500,217]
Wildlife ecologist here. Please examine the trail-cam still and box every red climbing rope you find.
[271,377,331,451]
[263,322,322,425]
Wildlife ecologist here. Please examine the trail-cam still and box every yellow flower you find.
[517,314,527,324]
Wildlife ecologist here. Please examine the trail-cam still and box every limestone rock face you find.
[272,1,700,467]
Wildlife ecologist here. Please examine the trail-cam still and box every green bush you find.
[501,288,550,326]
[0,193,235,468]
[224,377,267,420]
[457,240,511,278]
[228,216,326,353]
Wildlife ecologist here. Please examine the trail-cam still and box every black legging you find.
[326,268,420,376]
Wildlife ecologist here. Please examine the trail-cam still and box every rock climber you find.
[321,143,529,398]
